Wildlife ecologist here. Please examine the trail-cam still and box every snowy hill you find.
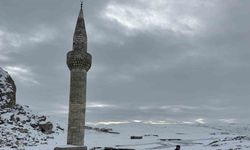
[0,104,63,149]
[0,67,63,149]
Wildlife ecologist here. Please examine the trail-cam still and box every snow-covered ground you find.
[2,119,250,150]
[85,122,250,150]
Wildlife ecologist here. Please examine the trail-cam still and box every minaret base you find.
[54,146,87,150]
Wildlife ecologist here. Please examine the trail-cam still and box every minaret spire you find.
[73,2,87,52]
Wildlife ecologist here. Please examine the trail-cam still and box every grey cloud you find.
[0,0,250,123]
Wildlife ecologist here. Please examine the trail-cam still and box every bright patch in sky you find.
[87,102,116,108]
[219,118,237,124]
[0,26,57,54]
[28,26,57,43]
[4,66,39,85]
[103,1,201,35]
[144,120,177,125]
[195,118,206,124]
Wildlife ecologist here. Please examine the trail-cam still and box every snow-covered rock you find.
[0,66,63,149]
[0,67,16,107]
[0,104,63,149]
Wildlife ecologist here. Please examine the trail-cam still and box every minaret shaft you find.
[67,70,87,145]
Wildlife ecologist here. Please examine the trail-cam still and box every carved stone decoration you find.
[67,51,92,71]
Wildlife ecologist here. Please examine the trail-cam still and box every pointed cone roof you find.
[73,4,87,51]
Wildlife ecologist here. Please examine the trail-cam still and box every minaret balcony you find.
[67,50,92,71]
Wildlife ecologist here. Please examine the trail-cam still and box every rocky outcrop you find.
[130,136,143,139]
[39,121,53,134]
[0,67,16,107]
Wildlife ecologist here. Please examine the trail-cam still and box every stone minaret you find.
[66,3,91,146]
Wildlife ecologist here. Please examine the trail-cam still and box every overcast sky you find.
[0,0,250,124]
